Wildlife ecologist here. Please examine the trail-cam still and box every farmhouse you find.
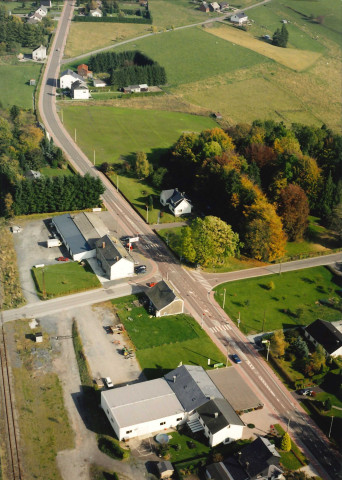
[230,11,248,24]
[90,8,103,16]
[304,319,342,358]
[145,280,184,317]
[32,45,46,61]
[219,2,229,11]
[95,235,134,280]
[206,436,284,480]
[199,2,209,12]
[60,69,84,89]
[35,5,47,17]
[93,78,107,88]
[40,0,52,7]
[52,212,109,261]
[71,80,90,100]
[210,2,220,12]
[123,84,149,93]
[77,64,93,79]
[160,188,192,217]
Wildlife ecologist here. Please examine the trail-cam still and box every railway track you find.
[0,312,22,480]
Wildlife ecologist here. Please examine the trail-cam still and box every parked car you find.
[120,235,130,243]
[232,354,242,364]
[298,389,313,396]
[135,265,146,274]
[104,377,114,389]
[57,256,69,262]
[147,282,157,288]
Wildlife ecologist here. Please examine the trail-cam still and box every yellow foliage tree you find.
[19,125,44,151]
[274,134,302,156]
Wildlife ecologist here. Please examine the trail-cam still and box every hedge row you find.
[98,435,130,460]
[73,15,152,24]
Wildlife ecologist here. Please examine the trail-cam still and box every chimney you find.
[102,241,105,249]
[214,412,218,418]
[173,375,176,383]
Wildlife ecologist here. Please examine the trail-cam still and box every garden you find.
[111,295,227,378]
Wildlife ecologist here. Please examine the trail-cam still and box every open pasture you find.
[150,0,220,28]
[0,62,41,109]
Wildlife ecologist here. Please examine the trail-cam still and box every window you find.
[176,417,182,421]
[107,409,109,414]
[126,430,132,434]
[160,421,166,426]
[110,417,114,423]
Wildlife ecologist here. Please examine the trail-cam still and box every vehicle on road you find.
[120,236,130,243]
[232,354,242,364]
[135,265,146,274]
[103,326,113,334]
[104,377,114,389]
[57,256,69,262]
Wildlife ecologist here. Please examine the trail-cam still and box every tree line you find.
[0,5,53,52]
[88,50,167,87]
[0,107,104,217]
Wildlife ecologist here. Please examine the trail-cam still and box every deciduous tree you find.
[135,151,150,178]
[270,330,288,358]
[281,432,291,452]
[278,184,309,241]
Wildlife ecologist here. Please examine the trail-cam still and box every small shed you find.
[35,332,43,343]
[93,78,106,88]
[213,112,222,119]
[157,461,174,479]
[199,1,209,12]
[30,79,36,86]
[11,226,22,234]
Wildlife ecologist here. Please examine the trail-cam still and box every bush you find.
[280,432,291,452]
[267,281,275,290]
[98,435,130,460]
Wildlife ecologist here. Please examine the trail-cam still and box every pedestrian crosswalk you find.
[190,269,212,291]
[210,323,231,333]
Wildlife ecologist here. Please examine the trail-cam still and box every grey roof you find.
[146,280,179,311]
[71,80,88,91]
[306,319,342,354]
[96,235,132,267]
[208,367,263,411]
[60,69,84,82]
[234,11,247,18]
[102,379,184,428]
[52,213,101,255]
[206,462,231,480]
[164,365,223,412]
[157,461,174,474]
[196,397,244,435]
[72,213,101,248]
[26,170,41,179]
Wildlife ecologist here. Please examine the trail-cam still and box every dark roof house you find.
[95,235,134,280]
[196,398,244,436]
[304,319,342,357]
[145,280,184,317]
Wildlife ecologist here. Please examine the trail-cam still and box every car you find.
[120,235,130,243]
[135,265,146,274]
[103,326,113,334]
[104,377,114,389]
[298,389,313,396]
[147,282,157,288]
[232,354,242,364]
[57,256,69,262]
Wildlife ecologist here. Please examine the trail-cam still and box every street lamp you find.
[146,205,149,223]
[262,339,270,361]
[223,288,226,310]
[328,416,334,438]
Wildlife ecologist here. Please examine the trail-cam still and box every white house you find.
[95,235,134,280]
[60,69,84,89]
[101,379,185,440]
[90,8,103,16]
[304,319,342,358]
[123,84,149,93]
[210,2,220,12]
[27,12,42,23]
[145,280,184,317]
[160,188,192,217]
[35,5,47,17]
[71,80,90,99]
[230,11,248,24]
[32,45,46,61]
[93,78,106,88]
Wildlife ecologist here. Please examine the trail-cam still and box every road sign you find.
[129,237,139,243]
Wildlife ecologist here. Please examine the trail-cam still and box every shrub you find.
[98,435,130,460]
[280,432,291,452]
[267,281,275,290]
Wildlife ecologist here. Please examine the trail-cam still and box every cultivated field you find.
[62,105,217,163]
[214,266,342,334]
[0,62,41,109]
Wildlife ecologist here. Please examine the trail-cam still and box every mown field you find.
[149,0,222,28]
[214,266,342,334]
[62,105,217,163]
[0,62,41,109]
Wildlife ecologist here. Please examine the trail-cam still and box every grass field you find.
[112,296,227,378]
[214,266,342,334]
[7,321,74,480]
[40,166,73,177]
[32,261,101,299]
[0,62,41,109]
[62,105,217,163]
[149,0,221,28]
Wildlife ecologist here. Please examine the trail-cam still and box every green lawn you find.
[273,424,307,470]
[214,266,342,334]
[166,431,210,462]
[40,166,73,177]
[112,296,227,379]
[32,261,101,299]
[0,62,42,109]
[150,0,222,28]
[62,105,217,163]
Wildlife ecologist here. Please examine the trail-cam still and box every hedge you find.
[73,15,152,24]
[97,435,130,460]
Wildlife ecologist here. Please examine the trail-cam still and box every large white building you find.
[71,80,90,100]
[32,45,46,61]
[60,69,84,89]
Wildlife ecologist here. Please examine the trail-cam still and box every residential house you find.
[77,64,93,79]
[206,436,284,480]
[199,2,209,12]
[27,12,42,23]
[304,319,342,357]
[160,188,192,217]
[145,280,184,317]
[123,84,149,93]
[95,235,134,280]
[230,11,248,24]
[219,2,229,11]
[210,2,220,12]
[32,45,47,61]
[60,69,84,89]
[90,8,103,16]
[93,78,106,88]
[71,80,90,99]
[35,5,47,17]
[40,0,52,7]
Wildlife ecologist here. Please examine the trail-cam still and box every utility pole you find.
[116,174,119,192]
[74,128,77,143]
[262,340,270,361]
[328,416,334,438]
[237,312,241,329]
[223,288,226,309]
[146,206,149,224]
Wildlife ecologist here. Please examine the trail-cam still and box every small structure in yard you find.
[160,188,192,217]
[77,64,93,79]
[11,225,22,234]
[30,78,36,86]
[35,332,43,343]
[304,319,342,357]
[90,8,103,16]
[123,84,149,93]
[210,2,220,12]
[145,280,184,317]
[199,1,209,12]
[71,80,90,100]
[32,44,47,61]
[60,69,84,89]
[213,112,223,119]
[157,461,174,479]
[93,78,106,88]
[29,319,39,329]
[230,11,248,24]
[26,169,42,179]
[95,235,134,280]
[219,2,229,11]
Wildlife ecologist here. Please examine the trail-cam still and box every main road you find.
[34,2,342,479]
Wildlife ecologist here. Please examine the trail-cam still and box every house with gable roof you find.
[95,235,134,280]
[145,280,184,317]
[304,319,342,357]
[71,80,90,99]
[60,69,84,89]
[230,11,248,24]
[32,45,47,61]
[160,188,192,217]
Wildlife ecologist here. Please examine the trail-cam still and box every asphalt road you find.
[30,2,342,478]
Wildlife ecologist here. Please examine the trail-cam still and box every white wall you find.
[73,88,90,100]
[60,75,76,89]
[171,200,192,217]
[73,249,96,262]
[109,258,134,280]
[199,418,244,447]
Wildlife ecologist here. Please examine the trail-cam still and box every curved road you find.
[35,2,342,479]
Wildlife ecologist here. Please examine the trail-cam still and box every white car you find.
[104,377,114,389]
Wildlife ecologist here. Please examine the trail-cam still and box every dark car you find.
[232,354,242,364]
[120,236,130,243]
[135,265,146,274]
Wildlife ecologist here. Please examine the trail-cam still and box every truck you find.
[47,238,62,248]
